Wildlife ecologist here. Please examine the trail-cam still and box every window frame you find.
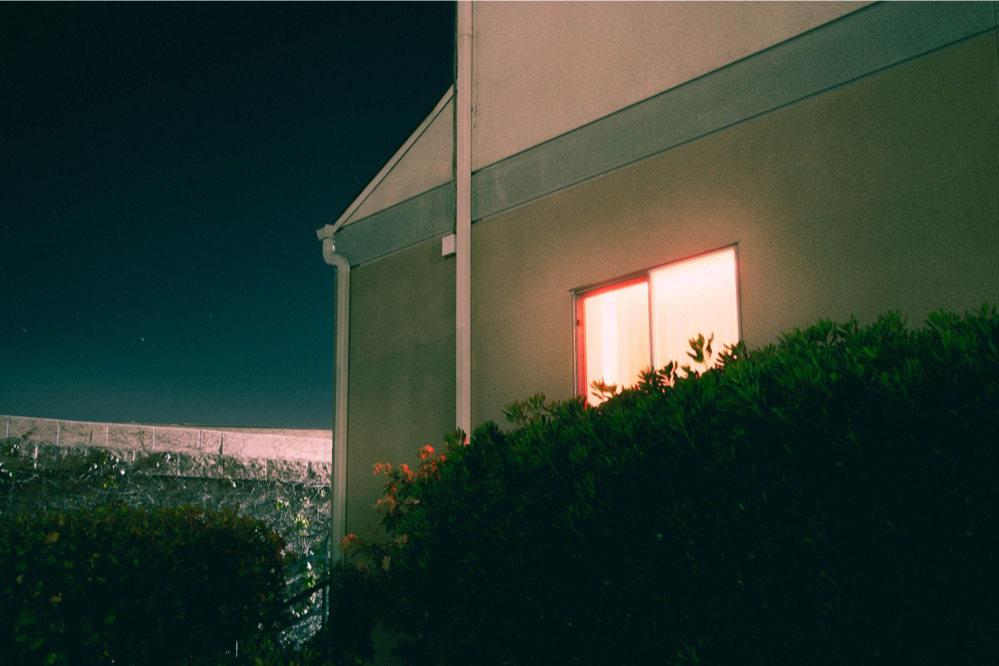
[571,244,743,402]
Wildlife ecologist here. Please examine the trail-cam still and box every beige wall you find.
[471,1,869,170]
[471,32,999,427]
[345,238,456,536]
[345,98,454,225]
[0,414,332,482]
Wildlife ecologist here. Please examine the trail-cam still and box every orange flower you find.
[418,445,435,460]
[376,497,397,514]
[338,533,358,553]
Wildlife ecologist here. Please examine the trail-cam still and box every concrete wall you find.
[471,1,869,170]
[0,414,332,483]
[346,97,454,225]
[471,32,999,427]
[0,416,333,588]
[345,237,456,536]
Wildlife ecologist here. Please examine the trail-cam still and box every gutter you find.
[316,224,349,565]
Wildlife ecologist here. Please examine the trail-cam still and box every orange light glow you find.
[577,247,740,405]
[651,247,739,374]
[581,279,650,405]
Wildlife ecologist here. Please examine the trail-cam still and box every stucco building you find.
[315,2,999,549]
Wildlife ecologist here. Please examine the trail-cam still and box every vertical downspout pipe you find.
[455,0,472,435]
[317,225,350,566]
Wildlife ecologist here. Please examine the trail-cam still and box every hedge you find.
[237,565,378,666]
[0,503,289,665]
[353,306,999,665]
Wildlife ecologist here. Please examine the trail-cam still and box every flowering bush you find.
[347,306,999,665]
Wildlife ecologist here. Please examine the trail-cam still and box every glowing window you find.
[576,246,740,405]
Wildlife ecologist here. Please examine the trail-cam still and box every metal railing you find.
[272,541,337,644]
[280,551,333,630]
[231,551,335,661]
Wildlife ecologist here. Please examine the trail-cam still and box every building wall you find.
[345,237,456,536]
[346,97,454,225]
[471,0,869,170]
[471,32,999,427]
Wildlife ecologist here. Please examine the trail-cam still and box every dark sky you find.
[0,3,454,428]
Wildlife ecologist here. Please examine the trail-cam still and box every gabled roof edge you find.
[331,86,454,234]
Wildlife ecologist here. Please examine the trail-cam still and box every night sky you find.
[1,3,455,428]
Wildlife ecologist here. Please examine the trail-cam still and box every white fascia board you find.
[331,86,455,234]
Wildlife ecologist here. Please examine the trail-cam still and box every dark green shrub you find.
[0,502,288,665]
[238,565,377,666]
[356,306,999,665]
